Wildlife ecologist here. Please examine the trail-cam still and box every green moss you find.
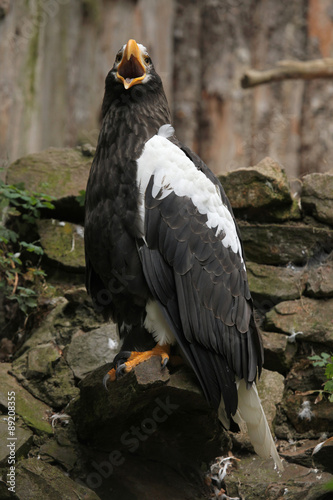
[15,392,53,436]
[246,261,305,303]
[0,364,53,436]
[37,219,85,270]
[7,148,92,201]
[25,1,42,109]
[81,0,102,24]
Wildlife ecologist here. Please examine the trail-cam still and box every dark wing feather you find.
[139,171,263,416]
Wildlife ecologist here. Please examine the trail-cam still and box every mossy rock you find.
[13,355,79,411]
[0,417,33,465]
[26,343,61,379]
[219,157,294,221]
[37,219,85,273]
[246,261,305,304]
[6,146,94,223]
[0,363,53,436]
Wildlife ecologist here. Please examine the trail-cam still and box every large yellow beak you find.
[117,39,146,90]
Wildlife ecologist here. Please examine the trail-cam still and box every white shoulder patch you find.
[136,133,244,262]
[157,124,175,138]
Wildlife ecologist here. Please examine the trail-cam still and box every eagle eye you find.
[115,52,122,64]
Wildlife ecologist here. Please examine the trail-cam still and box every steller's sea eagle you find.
[84,39,283,470]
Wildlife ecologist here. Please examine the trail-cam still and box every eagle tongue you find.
[119,55,144,80]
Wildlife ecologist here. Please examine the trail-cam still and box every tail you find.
[220,379,284,471]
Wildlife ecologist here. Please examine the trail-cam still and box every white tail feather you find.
[218,380,284,470]
[232,380,283,470]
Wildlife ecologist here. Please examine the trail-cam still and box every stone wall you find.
[219,159,333,449]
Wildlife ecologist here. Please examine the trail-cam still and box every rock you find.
[0,417,33,465]
[278,393,333,440]
[223,455,333,500]
[11,299,78,410]
[39,437,78,471]
[14,298,67,356]
[219,157,293,221]
[279,439,321,469]
[312,437,333,474]
[13,354,79,411]
[7,457,100,500]
[69,358,229,498]
[238,222,333,265]
[265,297,333,348]
[301,172,333,226]
[284,359,327,394]
[80,143,96,157]
[39,422,79,472]
[71,358,226,456]
[56,289,103,339]
[261,330,297,374]
[37,219,85,273]
[280,438,333,473]
[257,369,285,432]
[306,253,333,298]
[14,294,99,352]
[81,452,210,500]
[66,324,118,380]
[0,363,53,436]
[6,147,93,223]
[0,337,15,361]
[26,343,61,379]
[11,289,105,409]
[274,358,333,441]
[64,286,91,304]
[246,261,305,305]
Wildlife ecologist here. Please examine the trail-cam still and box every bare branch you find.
[241,58,333,88]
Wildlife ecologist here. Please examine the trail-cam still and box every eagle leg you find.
[104,344,170,386]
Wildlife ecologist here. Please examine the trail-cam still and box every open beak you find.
[117,39,146,90]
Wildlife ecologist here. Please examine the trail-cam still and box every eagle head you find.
[116,39,152,90]
[101,39,168,122]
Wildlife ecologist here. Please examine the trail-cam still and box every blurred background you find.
[0,0,333,178]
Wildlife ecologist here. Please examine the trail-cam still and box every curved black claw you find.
[103,372,111,390]
[115,363,127,378]
[161,357,169,369]
[103,351,133,389]
[113,351,132,367]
